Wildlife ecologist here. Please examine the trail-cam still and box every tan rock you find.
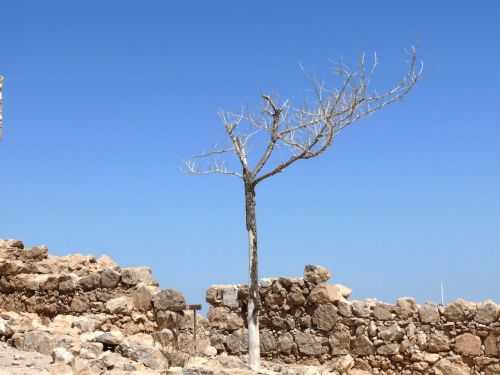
[396,297,418,318]
[475,300,499,324]
[485,334,499,356]
[419,302,440,324]
[312,303,338,331]
[309,284,346,304]
[434,358,471,375]
[454,333,481,356]
[105,296,134,315]
[373,302,394,320]
[303,265,331,284]
[121,267,156,286]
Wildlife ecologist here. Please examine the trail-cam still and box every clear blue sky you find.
[1,1,499,307]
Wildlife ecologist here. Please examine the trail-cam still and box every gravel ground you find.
[0,342,52,375]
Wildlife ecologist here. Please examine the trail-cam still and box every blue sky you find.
[1,1,499,307]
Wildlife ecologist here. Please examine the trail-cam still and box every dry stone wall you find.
[206,265,500,375]
[0,238,201,373]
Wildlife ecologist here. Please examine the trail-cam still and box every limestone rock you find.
[434,358,471,375]
[303,265,331,284]
[131,284,155,311]
[329,324,351,355]
[351,335,374,356]
[152,289,186,312]
[278,332,294,354]
[260,330,277,354]
[475,300,499,324]
[0,318,14,337]
[372,302,394,321]
[288,291,306,306]
[485,334,499,356]
[52,347,74,365]
[379,323,403,342]
[13,330,55,355]
[100,268,121,288]
[79,273,101,291]
[207,307,243,331]
[312,303,338,331]
[105,296,134,315]
[352,300,374,318]
[427,331,450,353]
[396,297,417,318]
[294,331,324,356]
[377,343,400,355]
[485,364,500,375]
[444,299,475,321]
[121,344,168,370]
[454,333,481,356]
[226,329,248,354]
[121,267,156,286]
[0,239,24,248]
[222,286,239,309]
[419,302,440,324]
[309,284,346,305]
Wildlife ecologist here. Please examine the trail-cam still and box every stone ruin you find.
[0,239,204,374]
[0,238,499,375]
[205,265,500,374]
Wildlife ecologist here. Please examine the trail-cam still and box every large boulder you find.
[372,302,394,320]
[309,284,348,304]
[419,302,440,324]
[100,268,121,288]
[294,331,324,356]
[351,335,375,356]
[13,330,56,355]
[152,289,186,312]
[329,324,351,355]
[207,307,244,331]
[121,267,157,286]
[79,273,101,291]
[454,333,481,356]
[105,296,134,315]
[427,331,450,353]
[222,286,240,309]
[396,297,418,318]
[475,300,499,324]
[443,299,476,321]
[434,358,471,375]
[132,284,156,311]
[312,303,338,331]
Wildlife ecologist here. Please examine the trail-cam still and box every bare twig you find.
[187,47,422,186]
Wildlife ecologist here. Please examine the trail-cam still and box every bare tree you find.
[186,48,422,370]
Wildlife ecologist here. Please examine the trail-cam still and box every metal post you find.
[193,307,197,353]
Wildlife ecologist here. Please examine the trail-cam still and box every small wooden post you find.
[188,304,202,353]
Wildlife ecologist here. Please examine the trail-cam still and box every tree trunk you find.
[244,180,260,370]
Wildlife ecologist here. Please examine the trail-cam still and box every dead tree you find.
[186,48,422,370]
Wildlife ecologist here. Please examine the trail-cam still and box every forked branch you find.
[187,47,422,185]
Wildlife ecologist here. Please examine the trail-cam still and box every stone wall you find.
[0,238,200,373]
[206,265,500,375]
